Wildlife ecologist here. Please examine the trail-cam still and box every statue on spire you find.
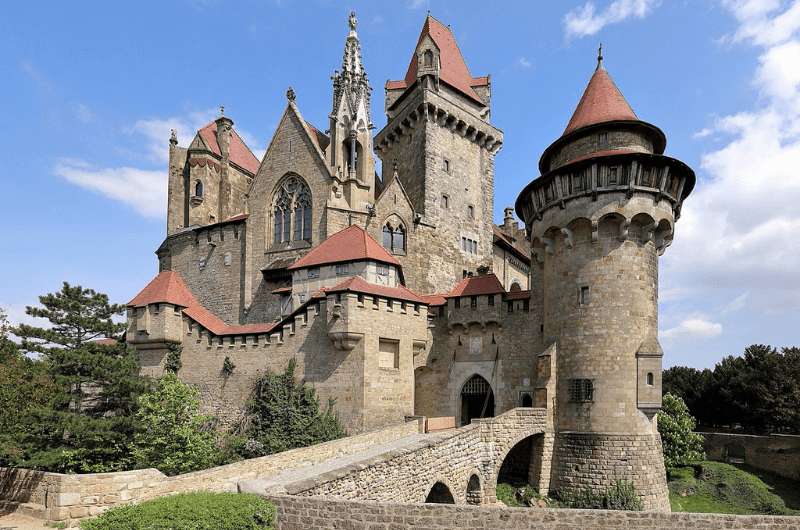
[348,11,357,32]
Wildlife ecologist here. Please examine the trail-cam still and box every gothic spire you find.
[332,10,371,124]
[341,10,365,78]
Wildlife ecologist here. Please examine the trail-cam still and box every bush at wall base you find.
[80,492,275,530]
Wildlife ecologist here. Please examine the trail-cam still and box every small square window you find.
[470,296,477,309]
[377,263,389,276]
[454,298,461,309]
[308,267,320,279]
[488,294,495,306]
[336,263,350,276]
[569,379,594,402]
[357,294,364,304]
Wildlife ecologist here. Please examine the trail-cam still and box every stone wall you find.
[701,432,800,480]
[266,494,800,530]
[0,420,422,527]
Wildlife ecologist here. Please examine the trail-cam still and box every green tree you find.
[132,374,220,475]
[12,283,149,472]
[236,359,345,457]
[658,393,705,470]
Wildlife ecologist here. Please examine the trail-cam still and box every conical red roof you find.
[563,66,637,136]
[287,225,400,270]
[387,15,487,105]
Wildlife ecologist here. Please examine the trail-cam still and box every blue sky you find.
[1,0,798,368]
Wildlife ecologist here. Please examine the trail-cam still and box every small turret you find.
[215,106,233,160]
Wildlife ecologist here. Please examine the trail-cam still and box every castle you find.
[127,12,694,510]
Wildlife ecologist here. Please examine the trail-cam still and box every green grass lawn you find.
[668,461,799,516]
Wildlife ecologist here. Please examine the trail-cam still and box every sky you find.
[1,0,798,369]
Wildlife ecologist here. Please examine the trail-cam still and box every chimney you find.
[215,107,233,160]
[503,207,518,231]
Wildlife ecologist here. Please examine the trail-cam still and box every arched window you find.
[194,180,204,198]
[382,222,406,254]
[383,224,393,248]
[272,175,312,245]
[423,50,434,67]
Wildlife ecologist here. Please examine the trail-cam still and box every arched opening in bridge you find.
[460,374,494,426]
[425,481,455,504]
[466,474,482,505]
[497,434,544,489]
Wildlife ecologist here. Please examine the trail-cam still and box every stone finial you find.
[286,87,296,102]
[348,10,357,31]
[392,160,399,179]
[169,129,178,146]
[596,43,604,71]
[219,105,225,117]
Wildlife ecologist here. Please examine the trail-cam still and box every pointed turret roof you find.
[287,225,400,270]
[388,15,488,105]
[562,61,637,136]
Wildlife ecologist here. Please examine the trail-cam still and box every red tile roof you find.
[128,271,275,336]
[446,274,506,298]
[304,121,330,152]
[287,225,401,270]
[388,15,485,105]
[198,121,261,175]
[563,66,637,136]
[419,294,447,306]
[128,270,196,308]
[504,290,531,301]
[325,276,426,304]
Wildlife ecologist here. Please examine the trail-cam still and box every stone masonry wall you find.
[267,494,800,530]
[702,432,800,481]
[0,420,422,527]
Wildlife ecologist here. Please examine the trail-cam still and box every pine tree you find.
[12,283,149,472]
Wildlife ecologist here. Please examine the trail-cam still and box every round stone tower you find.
[515,51,694,511]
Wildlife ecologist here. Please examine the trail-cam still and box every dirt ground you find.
[0,513,50,530]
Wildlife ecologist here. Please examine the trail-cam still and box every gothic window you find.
[194,180,204,198]
[272,175,312,245]
[382,222,406,254]
[423,49,434,67]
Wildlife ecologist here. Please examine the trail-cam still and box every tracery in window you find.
[272,175,312,245]
[382,221,406,254]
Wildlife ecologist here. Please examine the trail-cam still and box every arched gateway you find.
[460,374,494,426]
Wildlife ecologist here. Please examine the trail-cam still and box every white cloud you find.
[662,318,723,341]
[518,56,532,68]
[54,158,165,218]
[692,127,714,139]
[408,0,428,9]
[564,0,659,39]
[721,292,750,313]
[663,0,800,312]
[128,109,217,164]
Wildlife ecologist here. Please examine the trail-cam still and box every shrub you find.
[81,492,275,530]
[658,393,706,470]
[132,374,220,475]
[556,480,643,511]
[235,359,345,457]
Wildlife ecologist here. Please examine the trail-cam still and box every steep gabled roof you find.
[388,15,486,105]
[325,276,426,304]
[128,271,274,336]
[563,66,637,136]
[197,121,260,174]
[492,226,531,265]
[446,273,505,298]
[288,225,400,270]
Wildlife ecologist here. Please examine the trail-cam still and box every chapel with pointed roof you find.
[128,13,694,511]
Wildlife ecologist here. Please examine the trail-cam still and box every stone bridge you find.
[241,407,553,505]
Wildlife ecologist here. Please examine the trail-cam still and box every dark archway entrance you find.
[425,482,455,504]
[497,434,544,488]
[466,474,482,505]
[460,374,494,426]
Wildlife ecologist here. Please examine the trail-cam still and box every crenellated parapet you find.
[374,95,503,156]
[517,151,694,257]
